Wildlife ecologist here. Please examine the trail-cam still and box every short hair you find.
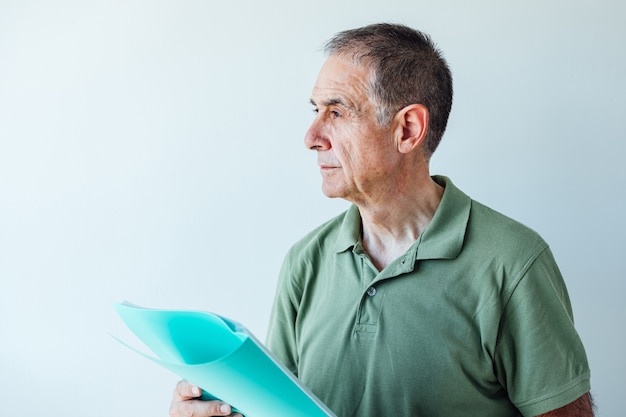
[324,23,453,158]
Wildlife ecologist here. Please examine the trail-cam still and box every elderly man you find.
[170,23,593,417]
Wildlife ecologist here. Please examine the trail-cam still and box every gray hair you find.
[324,23,453,158]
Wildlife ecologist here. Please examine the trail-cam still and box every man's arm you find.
[536,393,594,417]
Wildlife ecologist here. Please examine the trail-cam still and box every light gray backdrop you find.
[0,1,623,416]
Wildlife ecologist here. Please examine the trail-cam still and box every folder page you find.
[113,302,336,417]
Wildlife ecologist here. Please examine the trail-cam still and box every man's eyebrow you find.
[309,97,347,107]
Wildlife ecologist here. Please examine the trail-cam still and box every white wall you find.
[1,1,624,416]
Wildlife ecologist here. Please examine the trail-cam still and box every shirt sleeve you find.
[494,246,591,416]
[265,251,301,376]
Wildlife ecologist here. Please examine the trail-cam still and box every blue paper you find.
[113,302,336,417]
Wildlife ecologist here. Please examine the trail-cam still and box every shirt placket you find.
[353,248,384,335]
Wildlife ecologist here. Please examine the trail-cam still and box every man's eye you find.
[331,110,341,118]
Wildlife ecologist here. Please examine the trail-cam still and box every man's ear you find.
[395,104,429,154]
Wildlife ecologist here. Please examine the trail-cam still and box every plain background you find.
[1,1,624,416]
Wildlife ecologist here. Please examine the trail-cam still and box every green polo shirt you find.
[267,176,590,417]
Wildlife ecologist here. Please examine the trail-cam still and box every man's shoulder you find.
[432,176,549,259]
[287,208,353,257]
[467,198,549,257]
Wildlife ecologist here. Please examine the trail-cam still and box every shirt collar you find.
[333,204,362,253]
[332,176,471,261]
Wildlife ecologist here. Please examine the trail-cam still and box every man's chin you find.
[321,186,340,199]
[321,186,348,200]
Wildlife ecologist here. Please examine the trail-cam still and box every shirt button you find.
[366,287,377,297]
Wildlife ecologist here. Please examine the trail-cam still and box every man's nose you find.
[304,118,330,151]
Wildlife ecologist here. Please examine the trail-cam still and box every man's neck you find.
[358,176,444,271]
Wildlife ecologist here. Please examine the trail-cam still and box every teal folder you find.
[113,302,336,417]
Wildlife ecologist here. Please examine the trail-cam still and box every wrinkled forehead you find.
[311,55,374,106]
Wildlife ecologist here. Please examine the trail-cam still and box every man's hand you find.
[169,380,243,417]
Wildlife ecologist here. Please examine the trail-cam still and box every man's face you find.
[305,55,400,204]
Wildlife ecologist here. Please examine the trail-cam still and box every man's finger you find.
[174,380,202,401]
[171,380,237,417]
[172,398,234,417]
